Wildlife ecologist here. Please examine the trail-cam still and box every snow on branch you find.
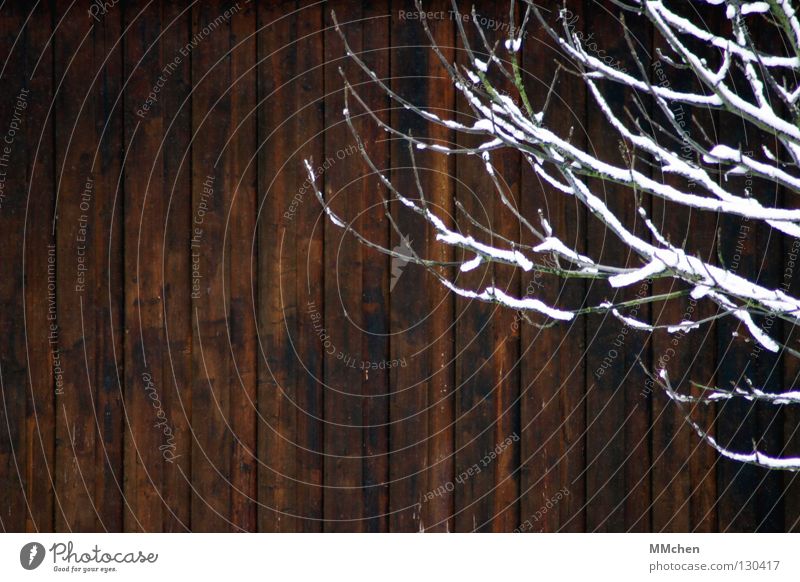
[653,369,800,471]
[316,0,800,469]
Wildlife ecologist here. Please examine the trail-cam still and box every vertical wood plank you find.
[417,0,456,535]
[783,236,800,532]
[321,0,390,532]
[0,0,36,532]
[583,2,652,532]
[388,0,456,533]
[190,0,244,531]
[159,1,193,533]
[486,14,522,535]
[714,3,758,529]
[122,0,163,532]
[323,0,366,532]
[714,208,760,530]
[649,1,717,532]
[123,0,189,532]
[224,0,258,533]
[90,0,125,532]
[451,0,519,533]
[23,0,58,533]
[54,0,112,531]
[357,0,392,533]
[257,0,325,533]
[748,14,789,533]
[520,0,587,533]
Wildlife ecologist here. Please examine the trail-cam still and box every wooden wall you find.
[0,0,797,532]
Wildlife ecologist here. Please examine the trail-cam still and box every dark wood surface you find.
[0,0,797,532]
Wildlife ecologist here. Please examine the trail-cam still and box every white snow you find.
[734,310,780,352]
[504,38,522,52]
[609,259,665,287]
[533,237,594,265]
[612,309,654,330]
[460,255,483,272]
[667,320,701,333]
[439,279,574,321]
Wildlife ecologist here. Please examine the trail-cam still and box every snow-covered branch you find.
[316,0,800,469]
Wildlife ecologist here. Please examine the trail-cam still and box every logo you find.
[20,542,46,570]
[390,234,413,292]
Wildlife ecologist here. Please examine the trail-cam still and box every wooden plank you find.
[0,0,36,532]
[159,0,193,533]
[747,15,790,533]
[422,0,456,535]
[712,3,759,529]
[190,0,242,531]
[713,181,783,532]
[783,231,800,532]
[486,16,522,535]
[677,5,719,533]
[782,108,800,532]
[520,0,587,533]
[256,0,299,532]
[323,0,367,532]
[583,2,652,532]
[281,0,326,532]
[226,0,258,533]
[89,0,125,532]
[321,0,390,532]
[750,209,787,533]
[22,0,58,533]
[388,0,455,533]
[356,0,391,533]
[649,168,719,531]
[648,6,717,531]
[450,0,520,533]
[54,0,112,531]
[122,0,164,532]
[683,85,720,534]
[714,218,758,531]
[123,0,186,532]
[257,0,325,533]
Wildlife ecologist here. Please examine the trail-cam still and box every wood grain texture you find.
[159,0,193,533]
[22,0,58,533]
[257,0,325,533]
[0,0,36,534]
[321,0,390,532]
[520,0,587,534]
[389,0,455,533]
[581,2,653,533]
[649,1,717,533]
[0,0,796,533]
[123,0,170,533]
